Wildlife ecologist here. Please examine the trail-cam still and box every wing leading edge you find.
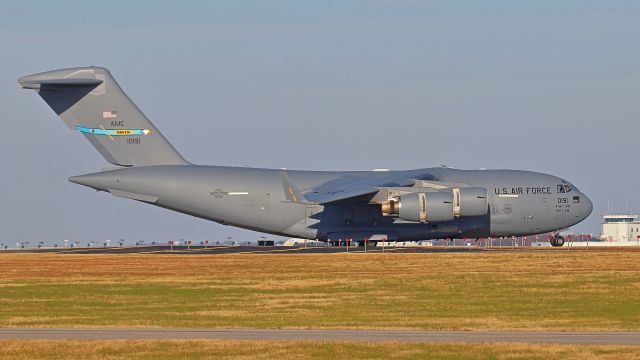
[303,170,436,204]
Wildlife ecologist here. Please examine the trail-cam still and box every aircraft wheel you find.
[551,236,564,247]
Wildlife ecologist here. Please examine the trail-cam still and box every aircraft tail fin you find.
[19,66,188,167]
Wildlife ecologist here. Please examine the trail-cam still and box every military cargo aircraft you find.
[19,67,592,247]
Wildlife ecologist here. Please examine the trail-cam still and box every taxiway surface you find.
[1,328,638,345]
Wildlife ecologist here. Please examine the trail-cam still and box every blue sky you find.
[1,1,639,244]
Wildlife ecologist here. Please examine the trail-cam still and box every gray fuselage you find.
[70,165,593,242]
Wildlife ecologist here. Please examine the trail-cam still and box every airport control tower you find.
[601,215,640,242]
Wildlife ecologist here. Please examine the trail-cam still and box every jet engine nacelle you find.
[453,187,488,217]
[381,187,488,223]
[382,191,454,223]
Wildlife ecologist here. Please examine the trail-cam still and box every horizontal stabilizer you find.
[19,78,103,90]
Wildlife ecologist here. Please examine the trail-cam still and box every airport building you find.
[601,214,640,242]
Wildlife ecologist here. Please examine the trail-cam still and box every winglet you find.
[280,171,306,204]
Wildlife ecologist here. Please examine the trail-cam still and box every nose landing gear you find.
[550,235,565,247]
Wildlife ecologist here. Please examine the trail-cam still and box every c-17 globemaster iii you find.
[19,67,592,247]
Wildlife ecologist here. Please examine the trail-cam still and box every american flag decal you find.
[102,111,118,119]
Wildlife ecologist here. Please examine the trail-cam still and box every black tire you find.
[555,236,564,247]
[550,238,557,247]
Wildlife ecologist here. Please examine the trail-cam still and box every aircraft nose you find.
[582,193,593,219]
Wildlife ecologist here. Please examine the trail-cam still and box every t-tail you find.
[18,66,188,167]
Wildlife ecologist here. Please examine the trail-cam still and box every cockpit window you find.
[557,184,572,193]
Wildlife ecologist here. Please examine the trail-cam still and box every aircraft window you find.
[557,184,573,193]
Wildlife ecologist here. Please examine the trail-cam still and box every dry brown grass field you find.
[0,250,639,330]
[1,340,639,360]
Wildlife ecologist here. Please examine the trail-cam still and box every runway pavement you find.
[5,245,638,255]
[1,328,639,344]
[3,245,536,255]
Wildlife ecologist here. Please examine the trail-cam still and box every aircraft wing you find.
[303,170,434,204]
[304,185,382,204]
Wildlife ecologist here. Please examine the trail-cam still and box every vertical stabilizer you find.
[19,66,188,166]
